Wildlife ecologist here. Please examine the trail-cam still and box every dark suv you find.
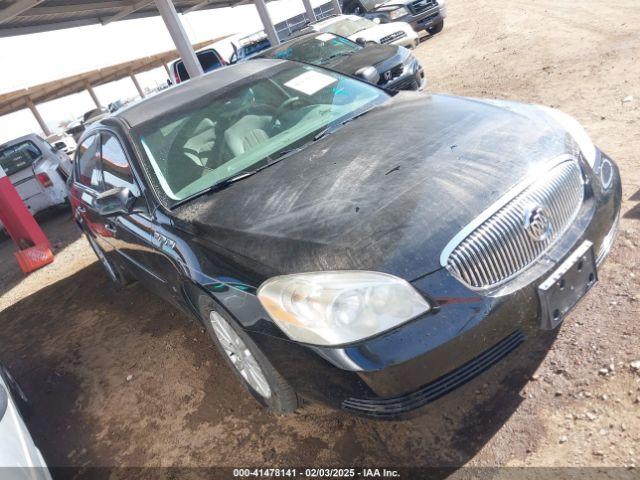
[342,0,446,34]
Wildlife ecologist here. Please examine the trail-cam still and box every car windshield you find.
[319,17,375,37]
[268,34,360,65]
[135,63,389,207]
[0,140,41,176]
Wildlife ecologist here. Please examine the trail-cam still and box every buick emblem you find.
[523,204,552,242]
[383,70,392,81]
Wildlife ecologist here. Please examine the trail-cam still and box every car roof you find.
[112,58,286,129]
[0,133,43,148]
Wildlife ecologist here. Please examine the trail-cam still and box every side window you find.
[75,134,103,190]
[100,132,140,196]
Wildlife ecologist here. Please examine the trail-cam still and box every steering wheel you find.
[271,97,306,130]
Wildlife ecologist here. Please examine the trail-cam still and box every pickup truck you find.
[342,0,446,35]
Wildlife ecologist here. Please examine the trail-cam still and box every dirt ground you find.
[1,0,639,474]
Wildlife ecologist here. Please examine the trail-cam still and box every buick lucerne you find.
[69,59,621,419]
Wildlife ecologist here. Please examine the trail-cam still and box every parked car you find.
[83,107,110,126]
[45,132,76,156]
[0,364,51,478]
[298,14,419,49]
[70,59,621,419]
[229,33,272,64]
[342,0,446,35]
[258,32,424,90]
[0,133,71,217]
[170,46,226,84]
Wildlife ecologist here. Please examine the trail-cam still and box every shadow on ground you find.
[0,260,554,476]
[0,207,80,297]
[623,188,640,220]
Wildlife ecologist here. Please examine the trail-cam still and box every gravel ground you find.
[0,0,638,474]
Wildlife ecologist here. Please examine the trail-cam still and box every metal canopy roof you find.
[0,0,253,37]
[0,37,222,116]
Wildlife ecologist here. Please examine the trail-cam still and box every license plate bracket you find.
[538,241,597,330]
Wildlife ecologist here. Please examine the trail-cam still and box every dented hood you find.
[172,92,571,282]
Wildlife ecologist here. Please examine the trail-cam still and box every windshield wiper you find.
[313,106,379,142]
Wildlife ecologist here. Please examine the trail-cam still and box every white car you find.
[0,134,71,218]
[45,133,76,156]
[301,14,419,49]
[0,365,51,479]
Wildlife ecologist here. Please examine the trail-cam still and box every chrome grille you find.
[409,0,438,15]
[380,31,407,44]
[445,158,584,289]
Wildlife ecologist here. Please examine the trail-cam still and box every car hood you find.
[326,44,400,74]
[172,93,571,284]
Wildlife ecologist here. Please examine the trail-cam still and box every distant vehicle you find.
[297,14,419,49]
[108,100,126,113]
[342,0,446,35]
[0,365,50,478]
[65,119,85,142]
[170,46,227,84]
[83,107,110,125]
[0,133,71,218]
[230,33,272,64]
[259,32,425,90]
[45,132,76,156]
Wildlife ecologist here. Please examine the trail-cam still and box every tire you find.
[427,19,444,35]
[86,234,129,289]
[204,307,300,414]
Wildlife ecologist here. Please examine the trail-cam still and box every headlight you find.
[402,52,419,73]
[538,106,597,167]
[389,7,409,20]
[257,271,430,346]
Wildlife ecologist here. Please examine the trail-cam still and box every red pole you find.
[0,165,53,273]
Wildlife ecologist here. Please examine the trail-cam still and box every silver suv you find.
[342,0,446,34]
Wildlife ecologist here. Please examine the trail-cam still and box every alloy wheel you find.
[209,311,272,399]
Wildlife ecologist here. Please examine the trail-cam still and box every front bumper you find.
[250,151,621,419]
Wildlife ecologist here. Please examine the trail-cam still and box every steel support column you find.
[25,98,51,136]
[301,0,316,22]
[253,0,280,46]
[130,73,145,98]
[84,81,102,109]
[154,0,204,80]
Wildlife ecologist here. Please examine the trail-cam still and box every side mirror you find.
[355,66,380,85]
[95,187,134,217]
[355,37,367,46]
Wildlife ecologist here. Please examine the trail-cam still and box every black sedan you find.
[257,32,425,91]
[69,59,621,419]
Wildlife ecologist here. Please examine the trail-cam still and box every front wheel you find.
[427,19,444,35]
[206,309,300,414]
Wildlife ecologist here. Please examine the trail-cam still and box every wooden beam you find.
[0,0,45,24]
[103,0,153,25]
[16,2,128,16]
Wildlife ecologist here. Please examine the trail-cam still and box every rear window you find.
[0,141,41,176]
[175,50,222,82]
